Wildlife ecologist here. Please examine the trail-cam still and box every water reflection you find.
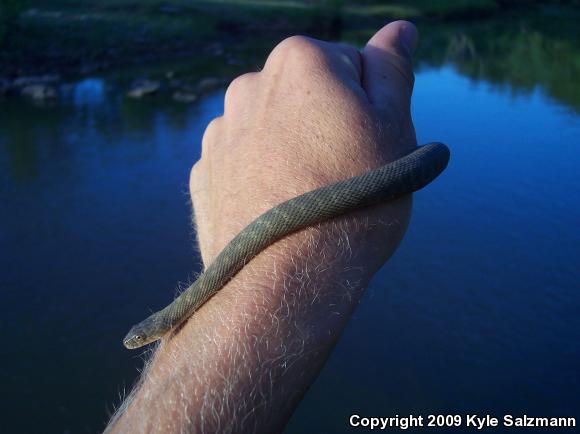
[70,78,106,107]
[0,80,206,184]
[345,9,580,112]
[419,12,580,112]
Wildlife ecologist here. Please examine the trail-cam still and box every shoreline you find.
[1,2,579,112]
[0,1,565,79]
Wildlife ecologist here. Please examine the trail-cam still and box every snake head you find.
[123,318,159,349]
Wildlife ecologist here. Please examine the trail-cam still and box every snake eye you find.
[135,335,143,341]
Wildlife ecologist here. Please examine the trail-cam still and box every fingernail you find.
[398,22,418,56]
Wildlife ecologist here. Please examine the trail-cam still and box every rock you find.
[13,74,60,87]
[172,91,198,103]
[21,84,57,100]
[197,77,224,93]
[23,9,62,19]
[127,79,160,98]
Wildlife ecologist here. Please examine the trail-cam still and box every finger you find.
[362,21,418,115]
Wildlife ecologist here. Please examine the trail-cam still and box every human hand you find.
[190,21,419,280]
[108,21,424,434]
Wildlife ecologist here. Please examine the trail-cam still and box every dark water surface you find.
[1,33,580,434]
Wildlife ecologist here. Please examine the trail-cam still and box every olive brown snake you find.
[123,142,450,349]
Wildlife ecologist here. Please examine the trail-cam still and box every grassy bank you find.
[1,0,338,76]
[1,0,578,77]
[1,0,579,112]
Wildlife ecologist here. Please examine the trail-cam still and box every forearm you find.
[107,204,409,434]
[107,20,420,433]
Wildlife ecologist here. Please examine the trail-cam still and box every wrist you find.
[201,198,411,341]
[113,199,411,434]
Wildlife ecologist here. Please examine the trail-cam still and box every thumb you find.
[362,21,418,115]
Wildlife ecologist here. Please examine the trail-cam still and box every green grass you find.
[2,0,580,115]
[0,0,580,87]
[1,0,349,76]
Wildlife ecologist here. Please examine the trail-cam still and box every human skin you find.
[107,20,419,434]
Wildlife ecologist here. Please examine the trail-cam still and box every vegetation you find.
[2,0,578,57]
[1,0,579,111]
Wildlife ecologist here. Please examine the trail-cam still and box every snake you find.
[123,142,450,349]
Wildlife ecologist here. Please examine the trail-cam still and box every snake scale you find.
[123,142,450,349]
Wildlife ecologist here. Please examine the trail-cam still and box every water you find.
[287,67,580,433]
[1,32,579,434]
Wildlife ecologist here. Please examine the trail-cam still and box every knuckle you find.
[269,35,325,68]
[205,116,222,137]
[224,73,255,108]
[201,116,222,155]
[276,35,312,52]
[190,161,202,184]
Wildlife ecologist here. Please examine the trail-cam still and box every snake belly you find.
[123,142,450,349]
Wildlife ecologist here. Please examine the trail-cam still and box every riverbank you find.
[1,1,579,112]
[0,0,574,78]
